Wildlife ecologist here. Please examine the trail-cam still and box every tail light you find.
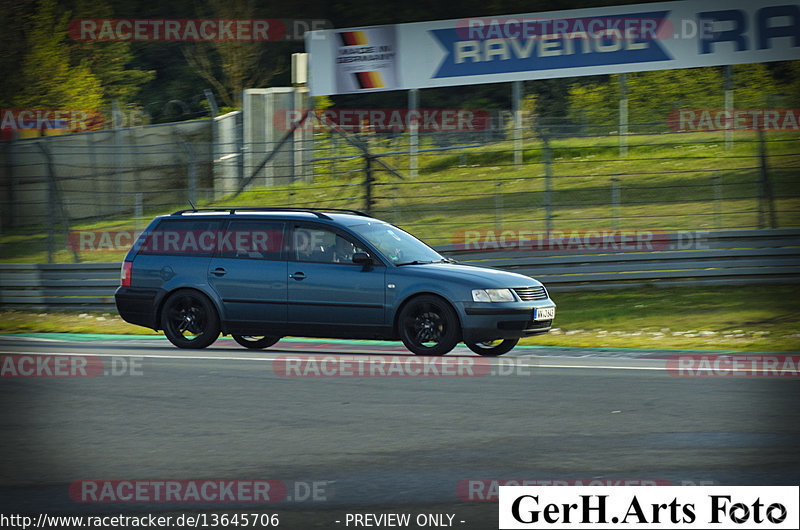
[121,261,132,286]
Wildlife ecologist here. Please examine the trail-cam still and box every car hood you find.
[392,262,543,288]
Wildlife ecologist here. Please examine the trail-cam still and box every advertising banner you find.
[306,0,800,95]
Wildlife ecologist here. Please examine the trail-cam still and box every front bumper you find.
[460,303,555,342]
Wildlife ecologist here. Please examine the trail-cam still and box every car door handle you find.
[211,267,227,276]
[289,272,306,280]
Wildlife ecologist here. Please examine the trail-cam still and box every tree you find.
[14,0,104,110]
[70,0,155,106]
[182,0,287,108]
[0,0,30,108]
[567,64,789,129]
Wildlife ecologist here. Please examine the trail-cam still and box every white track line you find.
[0,350,668,372]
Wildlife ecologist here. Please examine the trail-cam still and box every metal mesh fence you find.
[1,111,798,262]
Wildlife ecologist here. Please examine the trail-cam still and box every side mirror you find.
[352,252,373,265]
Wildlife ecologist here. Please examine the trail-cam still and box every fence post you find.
[45,148,54,263]
[712,173,722,230]
[135,192,143,231]
[619,73,628,157]
[611,177,621,230]
[112,100,123,210]
[364,153,374,215]
[288,104,296,189]
[329,134,337,178]
[543,133,553,232]
[495,174,503,232]
[86,133,99,221]
[3,140,17,230]
[205,89,219,199]
[293,86,311,183]
[181,141,198,205]
[757,130,777,228]
[392,183,400,225]
[724,65,733,151]
[513,81,522,167]
[37,142,79,263]
[409,89,419,178]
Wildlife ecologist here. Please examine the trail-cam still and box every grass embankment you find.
[2,284,798,351]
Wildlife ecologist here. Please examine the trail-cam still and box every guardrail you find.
[436,229,800,291]
[0,262,120,309]
[1,229,798,309]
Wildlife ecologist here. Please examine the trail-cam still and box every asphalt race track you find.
[1,335,798,528]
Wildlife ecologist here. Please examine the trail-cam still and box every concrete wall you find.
[0,87,313,230]
[242,87,312,190]
[213,110,243,199]
[0,119,211,229]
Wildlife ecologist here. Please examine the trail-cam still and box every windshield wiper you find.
[395,260,433,266]
[396,258,457,266]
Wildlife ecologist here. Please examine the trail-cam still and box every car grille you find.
[514,286,548,301]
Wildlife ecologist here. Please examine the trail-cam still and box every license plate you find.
[534,306,555,321]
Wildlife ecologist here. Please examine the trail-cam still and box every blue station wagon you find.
[115,208,556,356]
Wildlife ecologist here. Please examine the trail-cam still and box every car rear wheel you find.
[465,338,518,356]
[398,295,460,356]
[232,335,281,349]
[161,289,220,349]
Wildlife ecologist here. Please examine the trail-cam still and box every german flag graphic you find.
[338,30,368,46]
[336,27,396,93]
[338,31,386,89]
[355,71,385,89]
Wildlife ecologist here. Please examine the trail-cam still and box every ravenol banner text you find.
[305,0,800,96]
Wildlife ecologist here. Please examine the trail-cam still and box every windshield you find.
[350,222,444,265]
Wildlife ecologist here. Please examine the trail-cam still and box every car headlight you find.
[472,288,516,302]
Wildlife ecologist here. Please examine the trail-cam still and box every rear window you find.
[138,219,223,257]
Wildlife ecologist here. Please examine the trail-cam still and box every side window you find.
[292,227,366,264]
[218,220,285,260]
[138,219,222,257]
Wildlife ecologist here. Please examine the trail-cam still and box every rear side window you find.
[292,226,368,264]
[138,219,222,257]
[217,220,285,260]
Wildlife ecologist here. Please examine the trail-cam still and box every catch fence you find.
[0,111,798,263]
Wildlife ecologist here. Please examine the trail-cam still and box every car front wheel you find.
[232,335,281,349]
[465,338,518,356]
[398,295,460,356]
[161,289,220,349]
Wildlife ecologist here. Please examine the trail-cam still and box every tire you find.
[161,289,220,349]
[232,335,281,350]
[398,295,461,356]
[465,338,519,357]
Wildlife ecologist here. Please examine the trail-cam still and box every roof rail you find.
[170,207,371,219]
